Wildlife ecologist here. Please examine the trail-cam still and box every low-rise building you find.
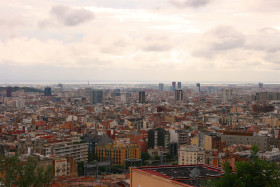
[221,131,269,151]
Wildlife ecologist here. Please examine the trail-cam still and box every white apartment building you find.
[52,141,88,163]
[178,145,205,165]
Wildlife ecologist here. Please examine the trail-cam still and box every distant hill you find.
[0,87,43,93]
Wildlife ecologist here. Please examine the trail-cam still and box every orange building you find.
[95,144,141,166]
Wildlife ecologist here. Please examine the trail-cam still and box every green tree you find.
[234,145,280,187]
[141,152,151,163]
[88,151,98,163]
[185,126,192,130]
[77,162,84,176]
[0,153,19,187]
[215,162,236,187]
[215,145,280,187]
[155,155,160,160]
[0,154,54,187]
[16,156,38,187]
[33,165,53,187]
[166,153,173,160]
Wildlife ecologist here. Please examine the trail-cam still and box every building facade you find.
[139,91,145,104]
[177,82,181,89]
[44,87,52,96]
[159,83,164,91]
[6,86,12,97]
[95,144,141,166]
[148,128,170,150]
[91,90,103,104]
[221,132,269,151]
[175,89,183,101]
[178,145,206,165]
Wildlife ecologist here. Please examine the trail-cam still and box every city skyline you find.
[1,0,280,81]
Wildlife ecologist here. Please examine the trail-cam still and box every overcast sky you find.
[1,0,280,83]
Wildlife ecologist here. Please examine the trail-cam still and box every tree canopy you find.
[0,154,54,187]
[215,145,280,187]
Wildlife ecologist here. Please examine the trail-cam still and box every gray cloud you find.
[142,45,171,52]
[141,35,173,52]
[264,51,280,64]
[246,28,280,52]
[49,5,94,26]
[169,0,212,8]
[244,28,280,65]
[192,25,245,58]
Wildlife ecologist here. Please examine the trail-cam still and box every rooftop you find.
[133,164,224,186]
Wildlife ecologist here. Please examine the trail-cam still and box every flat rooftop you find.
[133,164,224,186]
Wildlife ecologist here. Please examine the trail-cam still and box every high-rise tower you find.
[139,91,145,103]
[91,90,103,104]
[177,82,182,89]
[159,83,164,91]
[6,86,12,97]
[175,89,183,101]
[172,82,176,91]
[196,83,201,92]
[44,87,52,96]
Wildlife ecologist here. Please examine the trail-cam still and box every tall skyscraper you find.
[175,89,183,101]
[177,82,182,89]
[121,92,126,103]
[91,90,103,104]
[259,82,264,89]
[223,88,233,103]
[172,82,176,91]
[114,89,121,96]
[159,83,164,91]
[0,93,3,103]
[6,86,12,97]
[196,83,201,92]
[44,87,52,96]
[139,91,145,103]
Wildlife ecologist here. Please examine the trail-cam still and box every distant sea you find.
[1,80,280,86]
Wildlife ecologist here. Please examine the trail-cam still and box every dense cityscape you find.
[0,82,280,186]
[2,0,280,186]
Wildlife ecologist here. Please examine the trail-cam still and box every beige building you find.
[191,136,199,146]
[262,117,279,127]
[178,145,205,165]
[204,134,212,150]
[52,157,68,177]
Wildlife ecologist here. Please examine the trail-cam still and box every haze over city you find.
[1,0,280,82]
[1,1,280,187]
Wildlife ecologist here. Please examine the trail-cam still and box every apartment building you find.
[221,131,269,151]
[178,145,206,165]
[52,141,88,163]
[95,144,141,166]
